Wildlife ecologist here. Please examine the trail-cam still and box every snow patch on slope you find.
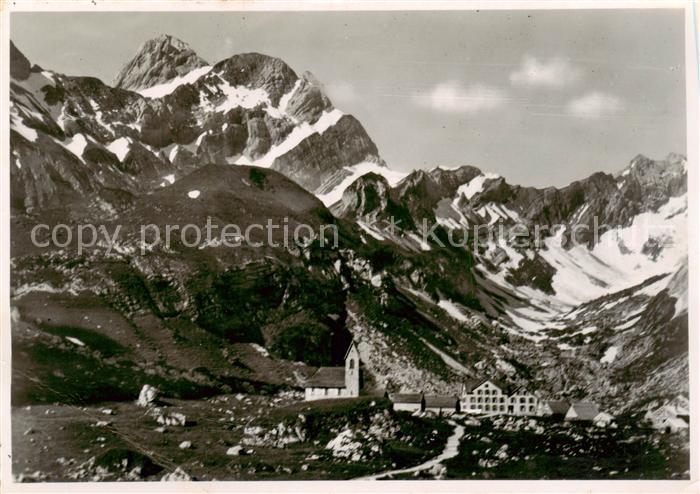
[666,261,688,318]
[455,172,500,201]
[215,79,271,112]
[106,137,131,161]
[317,162,408,206]
[9,105,38,142]
[138,66,213,98]
[438,299,469,322]
[61,133,90,161]
[541,195,687,305]
[600,346,619,364]
[421,338,470,375]
[235,109,344,168]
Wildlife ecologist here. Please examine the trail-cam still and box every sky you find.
[11,9,687,187]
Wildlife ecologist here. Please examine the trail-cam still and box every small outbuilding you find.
[564,401,600,422]
[390,393,425,413]
[424,395,461,416]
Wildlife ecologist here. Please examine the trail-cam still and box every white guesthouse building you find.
[461,379,539,416]
[304,341,361,401]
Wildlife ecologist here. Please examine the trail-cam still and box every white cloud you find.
[566,92,623,119]
[510,56,581,88]
[414,82,505,114]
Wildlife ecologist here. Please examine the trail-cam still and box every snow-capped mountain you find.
[329,152,688,409]
[332,153,687,316]
[10,37,383,212]
[9,34,688,414]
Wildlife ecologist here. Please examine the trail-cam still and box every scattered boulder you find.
[226,445,243,456]
[161,467,191,481]
[178,441,192,450]
[137,385,159,407]
[94,448,162,479]
[326,430,364,462]
[156,412,186,427]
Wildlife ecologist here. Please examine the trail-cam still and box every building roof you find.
[390,393,424,404]
[466,378,512,394]
[462,379,483,393]
[343,340,359,360]
[482,379,510,392]
[510,385,536,396]
[305,367,346,388]
[424,395,460,408]
[567,401,600,420]
[546,400,571,415]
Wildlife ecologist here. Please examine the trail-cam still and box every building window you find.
[529,406,534,412]
[477,397,482,403]
[477,389,482,395]
[529,397,535,403]
[520,397,525,403]
[500,397,504,403]
[349,359,355,370]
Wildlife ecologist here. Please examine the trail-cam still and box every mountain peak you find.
[623,153,686,178]
[150,33,190,50]
[10,41,31,81]
[114,34,208,91]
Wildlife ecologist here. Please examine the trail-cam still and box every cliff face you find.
[114,34,209,90]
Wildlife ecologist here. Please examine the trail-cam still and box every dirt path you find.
[357,419,465,480]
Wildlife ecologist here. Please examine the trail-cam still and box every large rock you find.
[137,384,159,407]
[160,466,191,481]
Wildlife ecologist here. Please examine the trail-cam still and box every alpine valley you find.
[9,35,689,481]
